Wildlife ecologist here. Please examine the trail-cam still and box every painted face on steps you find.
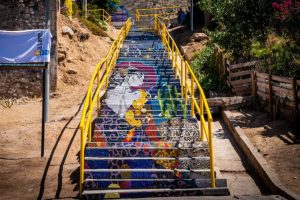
[127,70,144,87]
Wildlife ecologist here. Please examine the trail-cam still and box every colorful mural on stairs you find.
[82,29,217,199]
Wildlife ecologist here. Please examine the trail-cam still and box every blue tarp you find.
[0,29,52,63]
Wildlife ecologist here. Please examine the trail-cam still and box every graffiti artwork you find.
[83,32,210,199]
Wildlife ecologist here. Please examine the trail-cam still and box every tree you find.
[199,0,275,60]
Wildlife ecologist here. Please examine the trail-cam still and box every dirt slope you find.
[0,14,118,199]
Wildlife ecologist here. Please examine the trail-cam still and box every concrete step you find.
[84,168,211,180]
[85,156,210,170]
[93,117,197,128]
[83,178,226,191]
[82,187,229,198]
[85,146,209,158]
[86,141,207,148]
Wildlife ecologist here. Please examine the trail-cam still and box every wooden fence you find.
[252,71,300,121]
[227,61,257,96]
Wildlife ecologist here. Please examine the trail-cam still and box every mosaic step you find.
[93,118,198,129]
[116,59,172,64]
[113,68,177,74]
[120,49,166,53]
[107,78,181,84]
[92,131,201,142]
[85,146,210,158]
[99,108,189,114]
[126,36,161,41]
[83,178,227,191]
[118,55,170,59]
[85,157,210,170]
[82,187,229,199]
[86,141,208,148]
[106,85,181,93]
[84,169,211,180]
[117,57,174,61]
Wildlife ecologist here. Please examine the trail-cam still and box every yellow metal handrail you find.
[79,18,132,196]
[135,6,187,21]
[154,15,215,188]
[87,9,112,24]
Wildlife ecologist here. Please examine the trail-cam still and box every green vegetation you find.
[70,1,117,37]
[197,0,300,78]
[80,18,109,37]
[251,34,300,78]
[191,44,227,93]
[89,0,120,12]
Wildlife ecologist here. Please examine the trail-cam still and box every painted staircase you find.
[82,27,228,199]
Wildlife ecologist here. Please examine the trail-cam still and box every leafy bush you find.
[198,0,275,60]
[191,45,227,93]
[86,6,108,31]
[251,34,300,78]
[80,18,109,37]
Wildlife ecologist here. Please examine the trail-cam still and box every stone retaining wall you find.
[0,0,58,98]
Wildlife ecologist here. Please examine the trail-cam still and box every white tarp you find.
[0,29,52,63]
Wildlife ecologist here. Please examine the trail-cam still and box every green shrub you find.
[251,34,300,78]
[80,18,109,37]
[191,45,227,93]
[198,0,274,60]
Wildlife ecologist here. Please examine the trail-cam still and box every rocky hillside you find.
[57,14,119,90]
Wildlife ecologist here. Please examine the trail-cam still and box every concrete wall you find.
[0,0,58,98]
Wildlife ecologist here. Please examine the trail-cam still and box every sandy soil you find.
[231,109,300,195]
[0,14,118,200]
[171,27,207,60]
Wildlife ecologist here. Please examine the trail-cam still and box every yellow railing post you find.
[181,57,184,97]
[97,69,100,111]
[191,78,195,117]
[175,50,178,78]
[154,14,157,30]
[200,97,205,141]
[172,41,175,68]
[184,62,188,104]
[79,129,84,196]
[208,117,215,188]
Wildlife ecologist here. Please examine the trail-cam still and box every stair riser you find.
[85,148,210,158]
[85,159,210,170]
[99,109,189,116]
[84,171,211,180]
[83,189,229,199]
[117,60,172,64]
[84,179,219,191]
[106,86,181,93]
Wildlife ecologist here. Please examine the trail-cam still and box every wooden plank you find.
[229,61,257,70]
[297,80,300,86]
[257,77,267,83]
[274,82,293,90]
[257,90,269,101]
[229,70,252,79]
[279,106,294,121]
[278,97,294,107]
[252,71,257,103]
[269,74,273,119]
[271,75,293,84]
[256,72,268,79]
[272,85,293,97]
[229,78,252,86]
[257,82,268,93]
[232,87,251,94]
